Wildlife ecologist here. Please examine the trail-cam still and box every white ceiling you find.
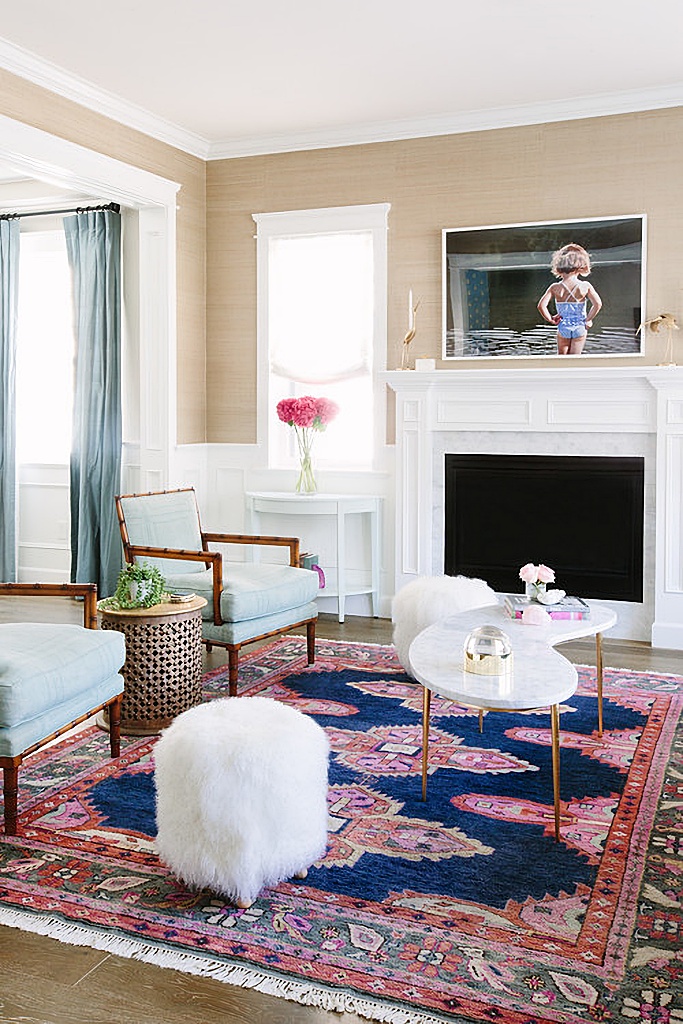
[0,0,682,159]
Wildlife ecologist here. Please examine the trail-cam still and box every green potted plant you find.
[107,561,166,609]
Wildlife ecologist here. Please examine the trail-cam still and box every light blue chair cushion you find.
[202,601,320,646]
[0,623,125,758]
[165,564,319,624]
[118,490,208,574]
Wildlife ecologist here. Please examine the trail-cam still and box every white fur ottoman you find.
[154,696,329,908]
[392,575,498,676]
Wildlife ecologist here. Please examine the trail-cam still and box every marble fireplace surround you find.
[385,365,683,648]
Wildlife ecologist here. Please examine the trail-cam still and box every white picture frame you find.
[442,215,646,360]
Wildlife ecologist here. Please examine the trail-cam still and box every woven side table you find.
[98,596,207,735]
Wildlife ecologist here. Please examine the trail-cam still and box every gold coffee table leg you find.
[551,703,561,841]
[596,632,604,737]
[478,709,484,733]
[421,686,431,801]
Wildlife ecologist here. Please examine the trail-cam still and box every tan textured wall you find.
[0,68,207,444]
[207,107,683,443]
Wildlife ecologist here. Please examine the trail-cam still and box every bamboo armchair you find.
[115,488,318,695]
[0,582,124,835]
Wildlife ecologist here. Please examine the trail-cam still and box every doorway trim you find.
[0,112,180,487]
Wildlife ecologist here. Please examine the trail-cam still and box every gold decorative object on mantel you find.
[639,312,680,366]
[399,289,421,370]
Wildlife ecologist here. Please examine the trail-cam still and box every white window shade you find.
[268,231,374,384]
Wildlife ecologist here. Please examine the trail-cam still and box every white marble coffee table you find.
[408,599,617,840]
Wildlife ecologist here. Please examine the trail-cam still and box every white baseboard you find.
[18,568,70,584]
[651,621,683,652]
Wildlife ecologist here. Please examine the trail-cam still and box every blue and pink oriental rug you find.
[0,637,681,1024]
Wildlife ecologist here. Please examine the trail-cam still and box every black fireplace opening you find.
[444,454,644,601]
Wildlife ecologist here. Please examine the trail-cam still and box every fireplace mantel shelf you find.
[383,365,683,390]
[385,363,683,651]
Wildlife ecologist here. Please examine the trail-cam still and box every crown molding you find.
[207,84,683,160]
[0,34,681,162]
[0,37,211,160]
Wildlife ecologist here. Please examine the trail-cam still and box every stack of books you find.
[299,552,326,589]
[298,552,319,570]
[504,594,590,620]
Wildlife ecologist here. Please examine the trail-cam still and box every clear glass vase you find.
[296,450,317,494]
[525,581,547,602]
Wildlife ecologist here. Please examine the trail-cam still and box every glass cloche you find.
[463,624,513,677]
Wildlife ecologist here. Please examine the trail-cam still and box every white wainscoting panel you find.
[17,465,70,582]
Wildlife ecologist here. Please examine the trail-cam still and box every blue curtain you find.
[64,209,122,598]
[0,218,20,581]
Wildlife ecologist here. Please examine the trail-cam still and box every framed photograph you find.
[442,215,645,360]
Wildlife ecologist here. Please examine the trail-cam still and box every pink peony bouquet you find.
[519,563,555,586]
[276,396,339,493]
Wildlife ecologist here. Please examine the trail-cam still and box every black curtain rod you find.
[0,202,120,220]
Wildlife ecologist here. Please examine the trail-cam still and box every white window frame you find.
[253,203,390,471]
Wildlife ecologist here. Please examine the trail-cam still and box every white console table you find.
[245,492,382,622]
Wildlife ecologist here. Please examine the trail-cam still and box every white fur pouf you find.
[392,575,498,675]
[154,696,330,907]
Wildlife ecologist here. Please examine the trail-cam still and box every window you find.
[16,230,75,464]
[254,204,389,470]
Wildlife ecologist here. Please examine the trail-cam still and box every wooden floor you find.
[1,597,682,1024]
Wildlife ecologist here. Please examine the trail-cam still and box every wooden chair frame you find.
[115,488,316,695]
[0,582,122,836]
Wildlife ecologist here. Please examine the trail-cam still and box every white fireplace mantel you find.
[384,365,683,649]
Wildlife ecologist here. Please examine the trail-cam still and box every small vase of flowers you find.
[519,562,555,602]
[276,396,339,493]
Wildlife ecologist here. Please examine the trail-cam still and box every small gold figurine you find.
[400,290,421,370]
[639,313,680,366]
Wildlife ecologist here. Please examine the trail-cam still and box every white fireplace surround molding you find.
[385,365,683,650]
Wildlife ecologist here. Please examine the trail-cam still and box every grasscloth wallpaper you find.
[0,69,680,446]
[207,107,683,443]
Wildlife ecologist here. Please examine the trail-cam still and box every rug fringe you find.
[0,907,458,1024]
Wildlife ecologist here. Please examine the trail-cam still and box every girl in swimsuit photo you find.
[537,243,603,355]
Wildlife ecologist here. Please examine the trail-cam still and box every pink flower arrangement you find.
[276,396,339,431]
[519,563,555,586]
[276,396,339,493]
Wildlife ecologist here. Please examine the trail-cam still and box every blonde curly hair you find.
[551,243,591,278]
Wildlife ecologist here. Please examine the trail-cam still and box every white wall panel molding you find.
[402,400,420,424]
[547,399,652,430]
[16,464,70,582]
[436,398,532,428]
[666,399,683,425]
[401,429,421,577]
[663,434,683,594]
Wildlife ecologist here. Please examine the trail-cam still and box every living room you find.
[0,3,682,1022]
